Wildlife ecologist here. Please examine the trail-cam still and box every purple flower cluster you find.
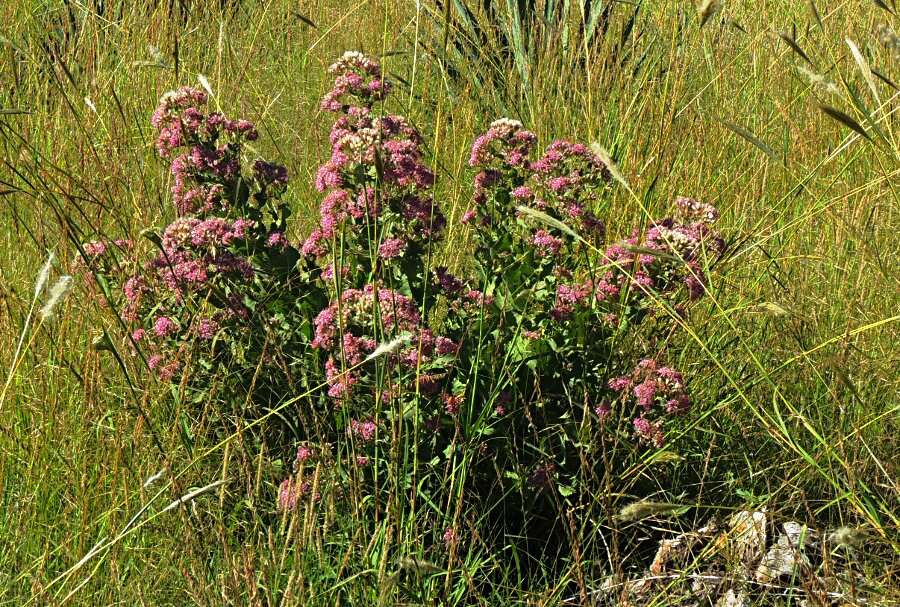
[253,160,289,188]
[600,199,724,304]
[551,282,592,320]
[107,86,301,381]
[527,140,608,238]
[311,285,454,399]
[321,51,391,112]
[378,237,406,260]
[496,195,724,329]
[527,462,556,490]
[304,54,444,272]
[73,239,134,275]
[468,118,537,168]
[350,419,378,442]
[147,220,255,299]
[150,87,275,217]
[465,122,609,265]
[277,477,316,512]
[196,318,219,340]
[466,119,536,215]
[153,316,178,337]
[532,229,564,257]
[608,359,691,447]
[296,51,463,424]
[161,216,254,250]
[151,87,211,158]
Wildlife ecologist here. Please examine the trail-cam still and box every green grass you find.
[1,0,897,604]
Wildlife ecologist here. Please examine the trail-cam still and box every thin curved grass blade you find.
[778,31,815,66]
[718,118,783,164]
[516,205,579,239]
[818,104,871,140]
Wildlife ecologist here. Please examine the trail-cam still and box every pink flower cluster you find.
[278,477,314,511]
[114,86,299,381]
[551,282,592,320]
[149,85,292,219]
[307,115,441,257]
[600,200,724,303]
[465,122,608,255]
[540,198,722,323]
[311,285,454,399]
[607,359,691,447]
[151,87,271,216]
[526,140,608,239]
[350,419,378,442]
[468,118,537,168]
[304,54,444,269]
[300,52,462,411]
[146,242,254,297]
[73,239,134,274]
[532,229,564,257]
[161,216,254,250]
[321,51,391,112]
[151,86,210,158]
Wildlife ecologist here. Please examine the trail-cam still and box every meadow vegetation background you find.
[0,0,897,604]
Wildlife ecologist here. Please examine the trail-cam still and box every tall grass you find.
[0,0,897,604]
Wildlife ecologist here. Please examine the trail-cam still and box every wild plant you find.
[88,51,725,566]
[281,52,726,558]
[82,85,326,440]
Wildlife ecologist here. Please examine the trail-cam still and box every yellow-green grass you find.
[0,0,897,603]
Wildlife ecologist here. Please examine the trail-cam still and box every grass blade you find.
[871,67,899,91]
[516,205,579,239]
[698,0,721,29]
[506,0,530,84]
[808,1,823,30]
[719,118,783,164]
[840,76,890,144]
[872,0,896,15]
[818,104,871,140]
[778,31,815,66]
[291,11,318,28]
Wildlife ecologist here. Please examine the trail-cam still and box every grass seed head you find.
[39,275,73,320]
